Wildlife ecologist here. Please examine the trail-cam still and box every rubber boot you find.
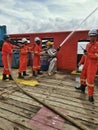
[75,84,86,93]
[23,71,29,76]
[33,71,37,77]
[2,74,8,80]
[38,70,43,75]
[88,96,94,103]
[9,74,13,80]
[18,73,24,79]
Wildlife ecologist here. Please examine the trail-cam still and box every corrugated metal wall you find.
[10,30,89,70]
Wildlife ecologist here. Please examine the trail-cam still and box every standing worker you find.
[75,29,98,102]
[18,38,30,79]
[46,41,60,76]
[2,35,17,80]
[86,29,98,102]
[32,37,43,77]
[78,49,87,67]
[75,49,87,93]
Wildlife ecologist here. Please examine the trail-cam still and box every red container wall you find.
[10,30,89,70]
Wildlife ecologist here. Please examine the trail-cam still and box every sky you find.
[0,0,98,34]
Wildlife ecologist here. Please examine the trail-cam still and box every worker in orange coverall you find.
[18,38,30,79]
[76,29,98,102]
[75,49,87,93]
[2,35,18,80]
[78,50,87,67]
[32,37,43,77]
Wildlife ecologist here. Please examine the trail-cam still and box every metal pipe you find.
[59,7,98,48]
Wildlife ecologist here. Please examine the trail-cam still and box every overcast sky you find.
[0,0,98,34]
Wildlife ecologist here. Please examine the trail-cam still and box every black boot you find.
[18,73,24,79]
[23,71,29,76]
[88,96,94,103]
[33,71,37,77]
[2,74,8,80]
[75,84,86,93]
[9,74,13,80]
[38,70,43,75]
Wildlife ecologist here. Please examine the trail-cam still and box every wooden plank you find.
[2,98,40,113]
[62,123,79,130]
[8,94,42,107]
[0,117,9,130]
[0,101,36,119]
[0,117,30,130]
[0,108,38,130]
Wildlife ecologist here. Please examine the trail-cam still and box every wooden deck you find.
[0,67,98,130]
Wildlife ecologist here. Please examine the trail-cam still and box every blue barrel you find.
[40,55,49,71]
[0,52,3,67]
[12,51,19,68]
[0,25,6,40]
[0,51,19,68]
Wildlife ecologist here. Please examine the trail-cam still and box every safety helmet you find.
[88,29,97,36]
[46,41,53,46]
[4,34,10,40]
[34,37,41,42]
[21,38,28,43]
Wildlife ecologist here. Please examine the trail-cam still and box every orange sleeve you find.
[79,55,86,65]
[34,45,40,55]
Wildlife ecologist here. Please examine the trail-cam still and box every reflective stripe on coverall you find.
[86,41,98,96]
[2,41,15,74]
[32,44,41,71]
[18,45,29,73]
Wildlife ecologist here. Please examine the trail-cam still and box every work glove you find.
[84,49,87,53]
[95,53,98,57]
[56,46,61,51]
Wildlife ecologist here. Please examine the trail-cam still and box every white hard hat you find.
[34,37,41,42]
[88,29,97,36]
[21,38,28,43]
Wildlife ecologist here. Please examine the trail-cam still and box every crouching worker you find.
[32,37,43,77]
[46,41,60,76]
[2,35,18,80]
[18,38,30,79]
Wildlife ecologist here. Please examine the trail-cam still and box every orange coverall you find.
[79,54,87,86]
[32,44,41,71]
[18,44,29,73]
[79,54,87,65]
[2,41,15,75]
[86,41,98,96]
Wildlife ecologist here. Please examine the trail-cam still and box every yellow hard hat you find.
[46,41,53,46]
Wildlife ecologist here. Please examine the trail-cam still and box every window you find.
[41,38,54,49]
[77,40,89,71]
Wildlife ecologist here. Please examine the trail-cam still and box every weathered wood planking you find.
[0,68,98,130]
[9,91,98,125]
[0,117,32,130]
[0,108,39,130]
